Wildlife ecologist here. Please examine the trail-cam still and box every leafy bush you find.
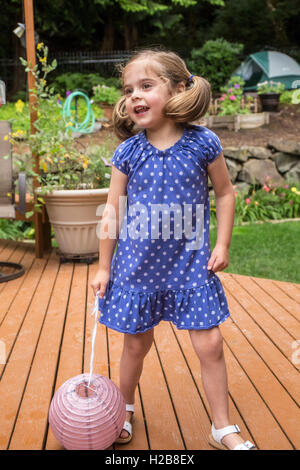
[279,90,294,104]
[0,220,34,240]
[280,89,300,104]
[50,73,121,96]
[92,84,121,105]
[0,101,30,134]
[188,38,244,93]
[210,182,300,225]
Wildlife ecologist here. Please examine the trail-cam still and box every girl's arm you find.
[91,166,128,297]
[207,152,235,273]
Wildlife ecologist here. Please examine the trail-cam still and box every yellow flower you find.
[37,42,44,50]
[291,187,297,193]
[41,79,47,87]
[42,162,48,172]
[15,99,25,113]
[39,56,47,63]
[3,135,9,141]
[66,121,73,127]
[82,158,89,169]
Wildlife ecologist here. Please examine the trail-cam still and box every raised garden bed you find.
[206,112,269,132]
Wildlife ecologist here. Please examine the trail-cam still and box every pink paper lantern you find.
[49,373,126,450]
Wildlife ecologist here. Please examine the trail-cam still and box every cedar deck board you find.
[0,240,299,450]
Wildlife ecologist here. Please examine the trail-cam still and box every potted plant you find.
[257,80,285,112]
[9,43,113,256]
[92,84,121,120]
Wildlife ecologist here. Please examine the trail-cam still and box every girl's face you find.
[123,60,173,132]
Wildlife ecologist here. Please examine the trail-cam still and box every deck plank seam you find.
[152,337,187,450]
[6,253,58,450]
[0,246,34,328]
[137,383,151,450]
[0,254,49,381]
[249,276,300,324]
[227,275,300,372]
[272,280,300,304]
[170,322,256,448]
[0,242,27,296]
[41,261,75,450]
[224,287,300,406]
[221,319,296,450]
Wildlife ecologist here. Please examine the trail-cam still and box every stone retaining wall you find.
[222,138,300,192]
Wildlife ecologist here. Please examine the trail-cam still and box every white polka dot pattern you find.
[98,125,230,334]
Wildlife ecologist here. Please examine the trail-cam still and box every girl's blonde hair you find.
[112,49,211,140]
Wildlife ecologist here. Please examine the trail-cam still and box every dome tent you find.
[233,51,300,91]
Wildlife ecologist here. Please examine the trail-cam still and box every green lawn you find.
[210,220,300,284]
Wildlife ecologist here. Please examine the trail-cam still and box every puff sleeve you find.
[205,129,223,166]
[111,138,133,176]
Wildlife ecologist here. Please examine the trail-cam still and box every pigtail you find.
[164,76,211,123]
[112,96,136,141]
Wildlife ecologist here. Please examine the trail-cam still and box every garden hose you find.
[62,90,95,134]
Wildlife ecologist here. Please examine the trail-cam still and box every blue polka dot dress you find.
[98,125,230,334]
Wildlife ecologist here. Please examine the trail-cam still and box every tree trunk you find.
[123,14,131,50]
[123,14,138,50]
[101,16,115,51]
[265,0,289,45]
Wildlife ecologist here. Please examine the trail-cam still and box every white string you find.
[87,290,100,387]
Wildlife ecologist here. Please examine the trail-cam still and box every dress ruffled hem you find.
[98,273,230,334]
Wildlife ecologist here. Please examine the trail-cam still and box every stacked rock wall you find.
[222,139,300,192]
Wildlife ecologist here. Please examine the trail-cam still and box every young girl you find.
[91,50,256,451]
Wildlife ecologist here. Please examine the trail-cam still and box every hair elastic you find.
[189,75,195,82]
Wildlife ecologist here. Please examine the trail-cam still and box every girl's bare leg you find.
[189,327,248,449]
[119,329,154,438]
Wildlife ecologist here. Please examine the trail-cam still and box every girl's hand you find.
[90,269,110,298]
[207,244,229,273]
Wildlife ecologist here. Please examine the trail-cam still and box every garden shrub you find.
[187,38,244,93]
[50,73,121,96]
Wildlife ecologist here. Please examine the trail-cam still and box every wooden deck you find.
[0,239,299,451]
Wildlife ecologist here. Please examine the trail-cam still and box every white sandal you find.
[209,423,256,450]
[115,404,134,444]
